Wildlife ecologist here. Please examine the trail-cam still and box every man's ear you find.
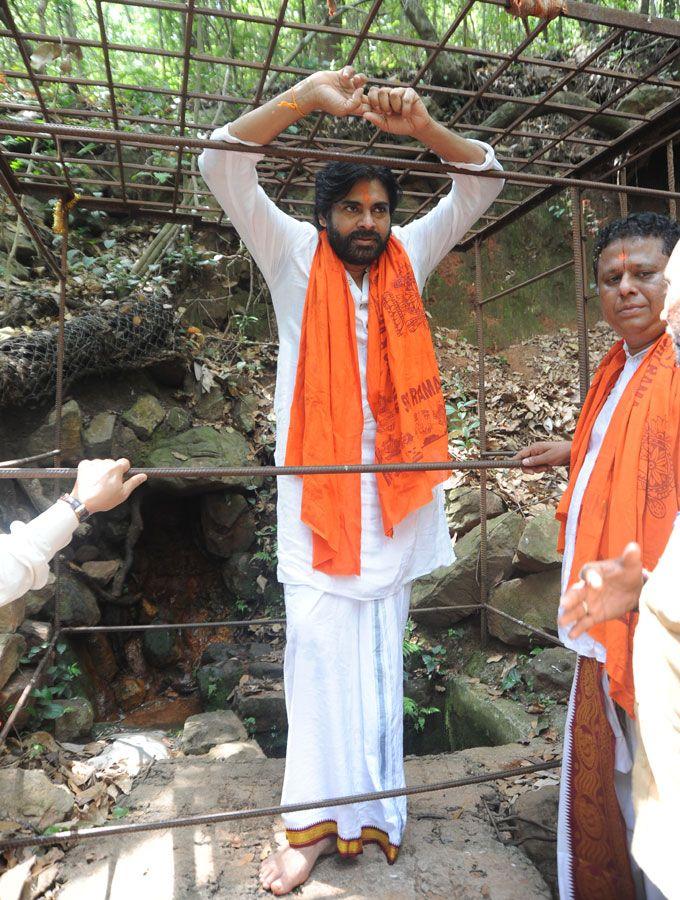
[318,214,327,228]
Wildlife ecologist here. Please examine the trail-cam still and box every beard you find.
[326,221,390,267]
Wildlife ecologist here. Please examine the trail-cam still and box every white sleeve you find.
[198,124,311,285]
[0,502,77,607]
[397,140,504,278]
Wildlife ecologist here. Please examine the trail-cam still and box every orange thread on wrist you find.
[278,85,306,116]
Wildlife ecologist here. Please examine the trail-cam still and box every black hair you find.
[313,162,402,230]
[593,212,680,278]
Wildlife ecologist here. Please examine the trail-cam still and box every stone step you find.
[55,742,553,899]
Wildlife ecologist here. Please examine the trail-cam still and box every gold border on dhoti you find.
[286,820,400,864]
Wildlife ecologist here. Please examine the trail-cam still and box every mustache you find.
[349,231,379,241]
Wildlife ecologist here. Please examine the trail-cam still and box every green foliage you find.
[403,696,439,733]
[19,641,81,727]
[403,619,448,678]
[499,665,522,694]
[243,716,256,736]
[251,523,277,569]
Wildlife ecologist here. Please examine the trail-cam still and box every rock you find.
[73,543,101,564]
[142,623,180,668]
[0,669,33,728]
[17,477,54,513]
[90,731,170,775]
[0,768,73,824]
[488,570,561,647]
[0,633,26,690]
[113,676,148,711]
[54,696,94,742]
[515,511,562,573]
[23,574,56,618]
[81,559,121,585]
[28,400,83,466]
[144,425,257,493]
[528,647,575,694]
[208,740,265,762]
[56,573,101,626]
[19,619,51,647]
[162,406,191,435]
[447,485,505,535]
[411,511,524,625]
[0,597,25,633]
[197,659,245,710]
[234,395,259,434]
[111,424,145,464]
[181,710,248,755]
[445,676,534,750]
[122,394,165,440]
[200,492,256,557]
[123,637,149,677]
[513,785,559,893]
[0,221,37,265]
[234,689,287,736]
[195,386,225,420]
[83,412,116,456]
[221,552,280,606]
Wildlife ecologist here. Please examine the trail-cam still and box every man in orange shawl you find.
[199,67,504,894]
[517,212,680,900]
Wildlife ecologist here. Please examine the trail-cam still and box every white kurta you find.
[199,127,503,597]
[0,502,77,608]
[556,343,666,900]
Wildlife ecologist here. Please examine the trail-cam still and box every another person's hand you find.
[303,67,367,118]
[360,86,431,137]
[558,542,643,640]
[513,440,572,473]
[71,458,147,514]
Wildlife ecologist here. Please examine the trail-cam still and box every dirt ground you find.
[54,742,553,900]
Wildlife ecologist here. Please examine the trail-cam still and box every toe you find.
[270,880,285,896]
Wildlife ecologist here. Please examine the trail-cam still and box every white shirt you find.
[199,126,504,598]
[560,343,652,657]
[0,502,77,608]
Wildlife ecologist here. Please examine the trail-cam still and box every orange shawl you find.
[285,231,449,576]
[557,333,680,717]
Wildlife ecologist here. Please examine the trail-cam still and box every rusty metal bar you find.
[252,0,289,107]
[0,155,63,281]
[475,241,490,649]
[0,451,60,468]
[483,605,561,648]
[0,629,60,748]
[669,141,677,221]
[618,166,628,219]
[95,0,128,202]
[171,0,196,215]
[571,188,590,404]
[480,259,573,306]
[0,758,561,852]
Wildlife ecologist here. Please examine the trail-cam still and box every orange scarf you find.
[285,231,449,576]
[557,333,680,716]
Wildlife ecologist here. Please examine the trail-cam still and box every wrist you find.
[297,75,320,115]
[411,115,438,143]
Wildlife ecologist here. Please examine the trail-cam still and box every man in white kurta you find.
[199,66,503,893]
[518,212,680,900]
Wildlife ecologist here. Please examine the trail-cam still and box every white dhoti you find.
[280,583,410,863]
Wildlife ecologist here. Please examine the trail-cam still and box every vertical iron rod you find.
[475,241,489,647]
[618,166,628,218]
[668,141,677,221]
[571,188,589,404]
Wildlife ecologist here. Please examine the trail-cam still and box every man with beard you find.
[199,66,503,895]
[516,213,680,900]
[558,238,680,900]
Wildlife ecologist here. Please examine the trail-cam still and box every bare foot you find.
[259,836,335,895]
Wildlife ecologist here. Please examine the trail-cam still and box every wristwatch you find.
[59,493,91,523]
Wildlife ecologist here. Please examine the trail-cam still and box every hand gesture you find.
[72,458,147,514]
[306,66,367,118]
[558,542,643,640]
[513,440,572,474]
[360,86,431,137]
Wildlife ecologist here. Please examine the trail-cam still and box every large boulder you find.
[55,573,101,626]
[0,768,73,824]
[515,511,562,573]
[144,425,257,493]
[23,574,56,618]
[447,485,505,536]
[200,492,256,557]
[122,393,165,440]
[411,511,524,625]
[513,785,560,893]
[234,688,287,736]
[181,710,248,755]
[208,740,265,762]
[143,622,180,668]
[28,399,83,465]
[83,412,115,456]
[488,570,561,647]
[528,647,575,694]
[0,633,27,691]
[221,552,280,607]
[53,696,94,742]
[445,676,534,750]
[197,658,245,710]
[0,669,34,728]
[0,597,25,633]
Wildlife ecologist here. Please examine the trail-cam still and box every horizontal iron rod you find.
[2,122,680,202]
[480,260,574,306]
[0,759,561,851]
[0,460,527,479]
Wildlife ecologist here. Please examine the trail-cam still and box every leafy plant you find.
[243,716,256,736]
[403,697,439,733]
[446,397,480,451]
[19,641,81,726]
[500,665,522,694]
